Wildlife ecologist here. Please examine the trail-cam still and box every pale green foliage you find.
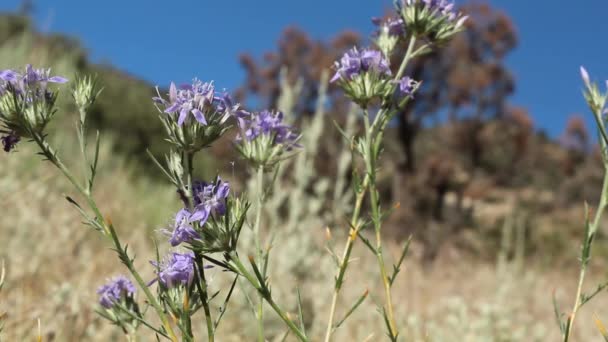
[232,69,356,338]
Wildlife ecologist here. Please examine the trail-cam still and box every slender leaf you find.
[334,289,369,330]
[389,236,412,286]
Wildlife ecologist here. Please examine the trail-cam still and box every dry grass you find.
[0,137,607,341]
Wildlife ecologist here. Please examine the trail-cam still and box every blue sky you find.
[1,0,607,137]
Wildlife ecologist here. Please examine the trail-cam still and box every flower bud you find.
[580,66,608,115]
[372,17,405,58]
[72,76,102,117]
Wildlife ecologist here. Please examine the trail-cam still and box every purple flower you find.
[169,209,201,246]
[402,0,457,21]
[423,0,456,18]
[0,70,20,83]
[330,48,391,83]
[236,110,299,146]
[1,131,20,152]
[0,65,67,108]
[215,92,240,119]
[192,177,230,221]
[395,76,418,97]
[372,16,405,36]
[0,65,67,94]
[22,64,69,85]
[152,252,196,288]
[153,79,242,128]
[97,276,136,309]
[155,79,215,126]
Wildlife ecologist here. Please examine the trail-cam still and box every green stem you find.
[194,253,215,342]
[395,36,417,83]
[565,169,608,341]
[231,256,308,342]
[323,177,369,342]
[254,166,266,342]
[114,305,170,339]
[184,152,214,342]
[364,108,398,339]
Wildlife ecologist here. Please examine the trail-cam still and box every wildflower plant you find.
[323,1,460,340]
[2,0,468,341]
[552,67,608,342]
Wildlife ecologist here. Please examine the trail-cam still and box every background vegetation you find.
[1,3,607,340]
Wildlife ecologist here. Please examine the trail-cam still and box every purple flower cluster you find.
[1,131,20,152]
[97,276,136,309]
[0,64,67,97]
[423,0,457,19]
[153,252,196,288]
[168,178,230,246]
[402,0,457,21]
[153,79,238,126]
[192,177,230,218]
[330,48,391,83]
[371,16,405,37]
[169,209,201,247]
[236,110,299,146]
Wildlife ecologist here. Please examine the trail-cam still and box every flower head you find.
[330,48,391,83]
[1,65,67,92]
[168,209,201,246]
[395,76,419,97]
[0,65,67,136]
[237,110,299,145]
[235,110,300,169]
[372,16,405,37]
[157,80,214,126]
[371,16,405,57]
[192,177,230,220]
[97,276,136,309]
[152,252,196,289]
[153,79,237,152]
[1,131,20,152]
[153,79,239,127]
[398,0,467,42]
[330,47,393,106]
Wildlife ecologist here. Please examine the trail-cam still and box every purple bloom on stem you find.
[330,48,391,83]
[0,70,20,82]
[215,92,240,120]
[1,131,20,152]
[156,79,215,126]
[236,110,299,146]
[23,64,69,85]
[97,276,136,308]
[371,16,405,36]
[403,0,457,21]
[395,76,418,97]
[152,252,196,288]
[0,65,67,94]
[193,177,230,218]
[169,209,201,246]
